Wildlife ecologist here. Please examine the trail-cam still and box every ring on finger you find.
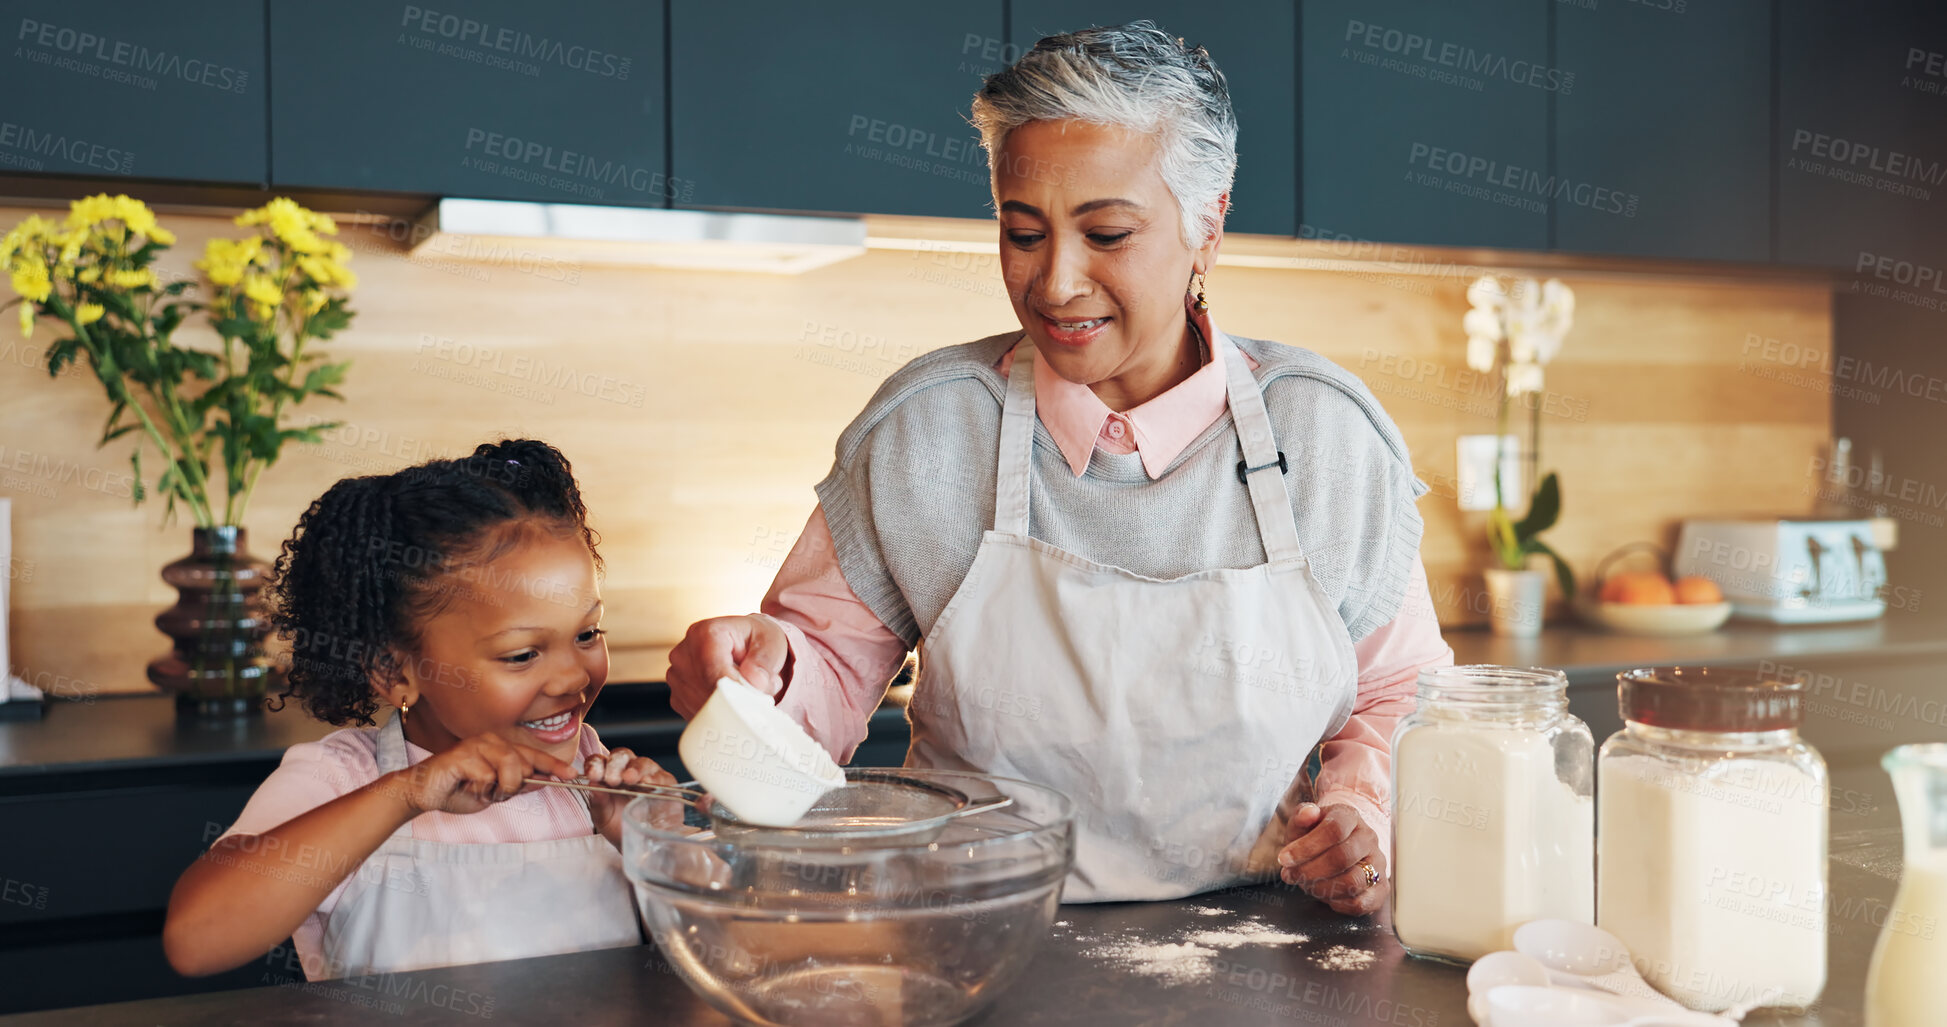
[1356,858,1379,888]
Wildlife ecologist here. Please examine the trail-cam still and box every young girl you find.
[164,439,673,981]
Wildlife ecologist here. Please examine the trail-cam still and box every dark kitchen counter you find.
[0,825,1902,1026]
[9,613,1945,784]
[1446,609,1947,689]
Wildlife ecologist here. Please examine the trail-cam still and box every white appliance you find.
[1673,518,1887,624]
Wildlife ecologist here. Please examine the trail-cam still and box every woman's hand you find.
[1276,802,1389,916]
[389,734,579,816]
[667,614,792,718]
[582,748,682,846]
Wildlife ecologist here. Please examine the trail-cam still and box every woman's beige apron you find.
[910,335,1359,902]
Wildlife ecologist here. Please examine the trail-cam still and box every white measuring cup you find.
[677,676,846,826]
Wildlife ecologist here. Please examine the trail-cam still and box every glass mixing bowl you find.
[622,768,1075,1027]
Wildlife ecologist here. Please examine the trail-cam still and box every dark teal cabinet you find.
[0,2,265,184]
[271,2,668,206]
[671,1,1001,218]
[1777,0,1947,269]
[1553,0,1771,262]
[1007,3,1297,237]
[1301,0,1551,250]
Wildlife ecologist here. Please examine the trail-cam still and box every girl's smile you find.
[395,525,611,761]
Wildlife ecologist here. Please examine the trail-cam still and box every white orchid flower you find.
[1541,278,1575,319]
[1508,329,1539,365]
[1462,306,1503,342]
[1466,275,1506,310]
[1534,331,1564,366]
[1466,335,1497,373]
[1506,362,1544,397]
[1507,277,1541,313]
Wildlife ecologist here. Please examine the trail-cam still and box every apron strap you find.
[1219,335,1306,565]
[377,713,416,839]
[994,337,1037,538]
[996,331,1305,565]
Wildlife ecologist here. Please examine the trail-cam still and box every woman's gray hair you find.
[970,21,1238,247]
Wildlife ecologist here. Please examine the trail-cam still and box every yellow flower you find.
[243,274,283,309]
[251,302,276,321]
[18,303,31,337]
[74,303,105,326]
[65,194,114,229]
[65,195,174,247]
[106,268,158,290]
[76,266,101,284]
[197,236,264,287]
[303,290,328,315]
[296,252,357,289]
[239,197,335,254]
[9,260,51,303]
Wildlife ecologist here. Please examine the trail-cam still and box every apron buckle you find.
[1235,451,1287,484]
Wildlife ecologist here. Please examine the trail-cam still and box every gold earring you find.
[398,699,410,721]
[1193,272,1209,312]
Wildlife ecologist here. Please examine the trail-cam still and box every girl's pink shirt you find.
[761,313,1454,850]
[218,723,608,974]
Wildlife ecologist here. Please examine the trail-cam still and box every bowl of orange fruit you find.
[1579,542,1733,636]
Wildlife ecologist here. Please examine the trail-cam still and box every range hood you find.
[409,198,868,274]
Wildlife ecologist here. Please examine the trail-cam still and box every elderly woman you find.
[669,22,1452,912]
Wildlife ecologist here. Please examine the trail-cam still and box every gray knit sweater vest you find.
[813,331,1430,649]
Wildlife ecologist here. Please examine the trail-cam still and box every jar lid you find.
[1617,666,1803,732]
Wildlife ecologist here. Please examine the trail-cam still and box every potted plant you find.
[1,195,356,716]
[1465,275,1575,637]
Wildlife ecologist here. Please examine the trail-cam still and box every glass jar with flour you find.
[1391,665,1595,963]
[1598,667,1827,1013]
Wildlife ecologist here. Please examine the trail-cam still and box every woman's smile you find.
[1038,312,1114,347]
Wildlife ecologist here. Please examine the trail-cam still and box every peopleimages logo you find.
[399,6,630,79]
[16,18,251,92]
[462,128,690,201]
[1343,19,1574,93]
[1407,142,1639,216]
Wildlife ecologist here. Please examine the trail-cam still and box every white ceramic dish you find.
[676,677,846,827]
[1579,601,1732,637]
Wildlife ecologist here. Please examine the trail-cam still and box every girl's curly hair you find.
[267,438,602,726]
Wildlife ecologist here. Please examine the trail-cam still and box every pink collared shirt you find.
[761,310,1453,852]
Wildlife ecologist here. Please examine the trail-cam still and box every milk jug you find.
[1865,744,1947,1027]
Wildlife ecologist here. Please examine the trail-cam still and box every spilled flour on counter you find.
[1310,945,1376,971]
[1184,922,1309,948]
[1078,914,1310,987]
[1191,905,1228,917]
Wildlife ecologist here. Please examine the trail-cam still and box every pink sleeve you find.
[217,731,383,917]
[1312,559,1453,863]
[763,507,912,764]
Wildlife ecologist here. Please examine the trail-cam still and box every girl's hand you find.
[1276,802,1390,916]
[582,748,682,845]
[391,733,579,816]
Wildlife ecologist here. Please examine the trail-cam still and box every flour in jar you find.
[1393,722,1594,962]
[1599,754,1825,1012]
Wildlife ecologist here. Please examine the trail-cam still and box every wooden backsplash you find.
[0,206,1832,695]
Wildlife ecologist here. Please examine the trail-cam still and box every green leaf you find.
[130,448,146,504]
[182,350,219,380]
[214,317,259,340]
[300,362,348,394]
[45,338,79,377]
[1531,539,1578,602]
[1513,472,1562,539]
[98,399,128,445]
[306,300,355,338]
[161,280,194,297]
